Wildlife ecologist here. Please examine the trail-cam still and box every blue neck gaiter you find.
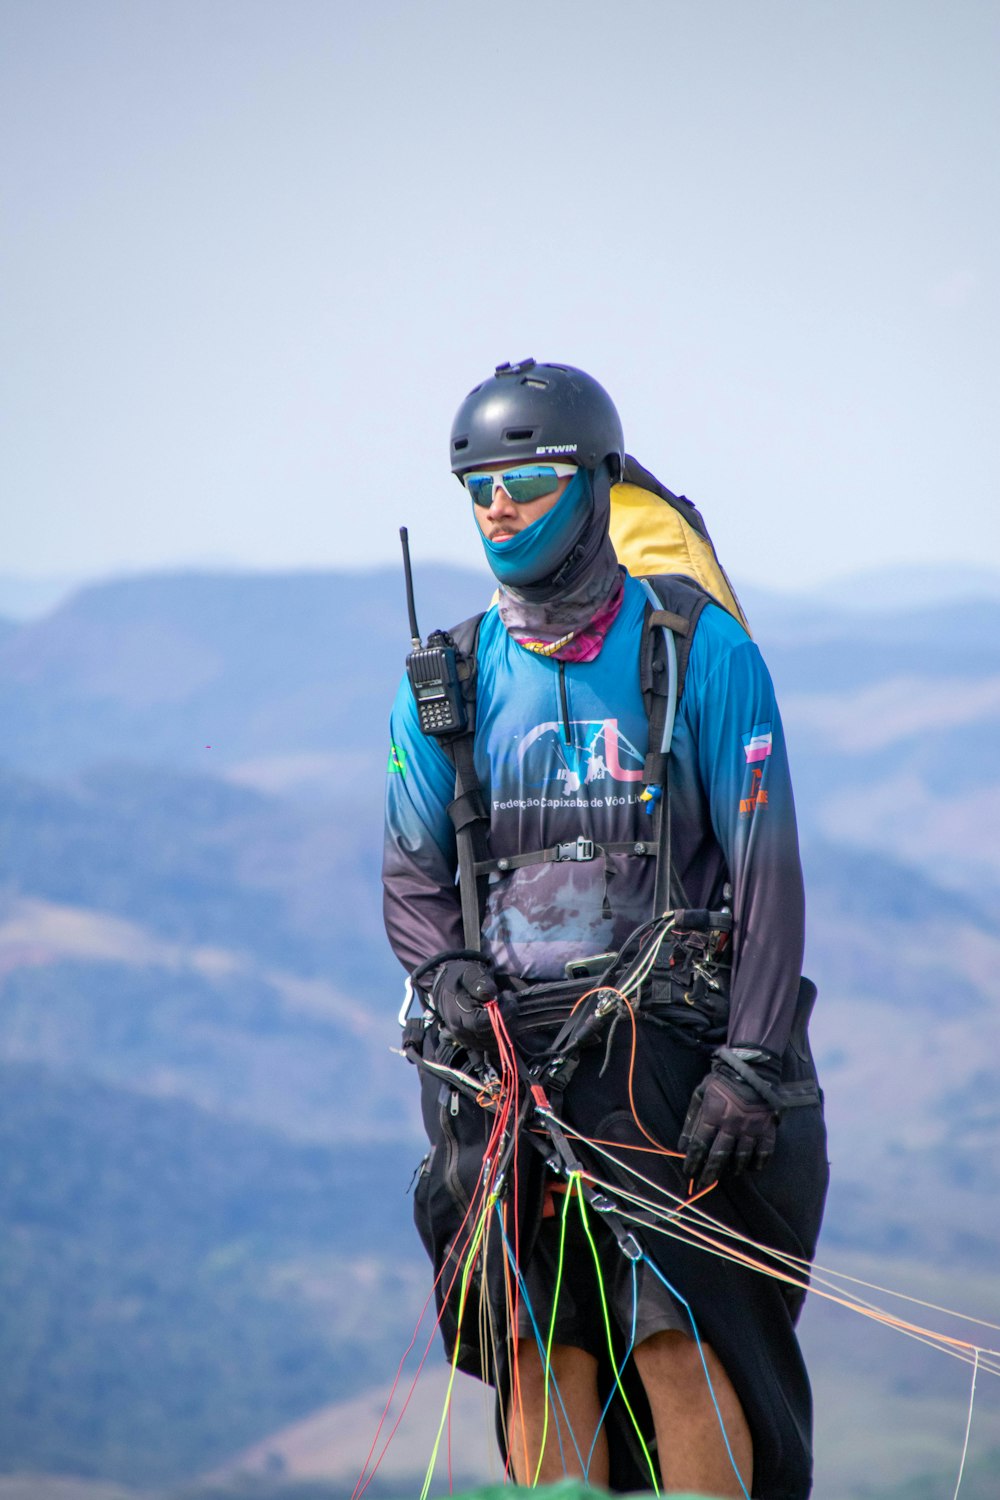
[477,466,592,587]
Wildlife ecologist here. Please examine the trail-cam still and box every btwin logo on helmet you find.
[536,443,578,455]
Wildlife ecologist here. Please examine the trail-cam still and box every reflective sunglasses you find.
[462,462,578,507]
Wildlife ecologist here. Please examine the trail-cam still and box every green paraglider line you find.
[531,1174,575,1486]
[575,1177,660,1494]
[495,1203,584,1476]
[585,1255,639,1479]
[420,1191,494,1500]
[378,1075,998,1500]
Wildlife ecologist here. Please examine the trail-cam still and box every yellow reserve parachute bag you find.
[611,455,750,632]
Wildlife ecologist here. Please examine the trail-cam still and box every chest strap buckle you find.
[554,836,595,862]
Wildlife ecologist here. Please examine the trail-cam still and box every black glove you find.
[430,959,501,1049]
[678,1047,783,1189]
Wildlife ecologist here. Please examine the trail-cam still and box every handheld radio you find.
[400,527,468,738]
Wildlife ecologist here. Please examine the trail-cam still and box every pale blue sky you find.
[2,0,997,592]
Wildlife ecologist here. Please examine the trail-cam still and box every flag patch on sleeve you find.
[742,724,773,763]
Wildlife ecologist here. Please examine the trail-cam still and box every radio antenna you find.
[399,527,421,647]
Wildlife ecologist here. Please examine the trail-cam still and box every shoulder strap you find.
[639,575,713,781]
[640,574,714,692]
[437,613,490,949]
[446,612,486,681]
[638,576,714,916]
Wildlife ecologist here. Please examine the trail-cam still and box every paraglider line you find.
[585,1256,639,1481]
[576,1180,660,1493]
[642,1253,751,1500]
[494,1202,582,1477]
[952,1346,980,1500]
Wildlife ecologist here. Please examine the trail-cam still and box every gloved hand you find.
[678,1047,783,1189]
[430,959,501,1049]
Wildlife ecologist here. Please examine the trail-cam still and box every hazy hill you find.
[0,566,997,1497]
[2,760,996,1261]
[759,602,1000,902]
[0,761,393,998]
[0,566,491,783]
[0,575,88,621]
[0,1062,421,1485]
[2,565,998,901]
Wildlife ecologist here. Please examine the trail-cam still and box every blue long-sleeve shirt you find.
[382,574,805,1056]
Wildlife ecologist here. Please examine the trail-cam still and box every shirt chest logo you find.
[517,718,644,796]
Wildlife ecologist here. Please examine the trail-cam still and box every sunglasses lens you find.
[463,464,573,506]
[501,466,561,503]
[464,473,496,506]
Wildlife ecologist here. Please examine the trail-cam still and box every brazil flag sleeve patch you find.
[387,742,407,775]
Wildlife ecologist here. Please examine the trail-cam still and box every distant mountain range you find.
[0,567,997,1498]
[5,560,1000,622]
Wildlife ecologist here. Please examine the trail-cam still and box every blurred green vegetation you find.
[862,1447,1000,1500]
[0,1062,421,1484]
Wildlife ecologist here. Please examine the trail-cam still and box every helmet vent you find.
[450,360,623,477]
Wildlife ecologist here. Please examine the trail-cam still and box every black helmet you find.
[450,359,625,478]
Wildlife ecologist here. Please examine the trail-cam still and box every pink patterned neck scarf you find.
[516,573,625,662]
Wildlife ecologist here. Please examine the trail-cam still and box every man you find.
[383,361,827,1498]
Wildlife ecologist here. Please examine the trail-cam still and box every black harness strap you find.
[641,579,713,915]
[641,597,674,917]
[474,837,656,877]
[441,615,490,950]
[446,732,491,951]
